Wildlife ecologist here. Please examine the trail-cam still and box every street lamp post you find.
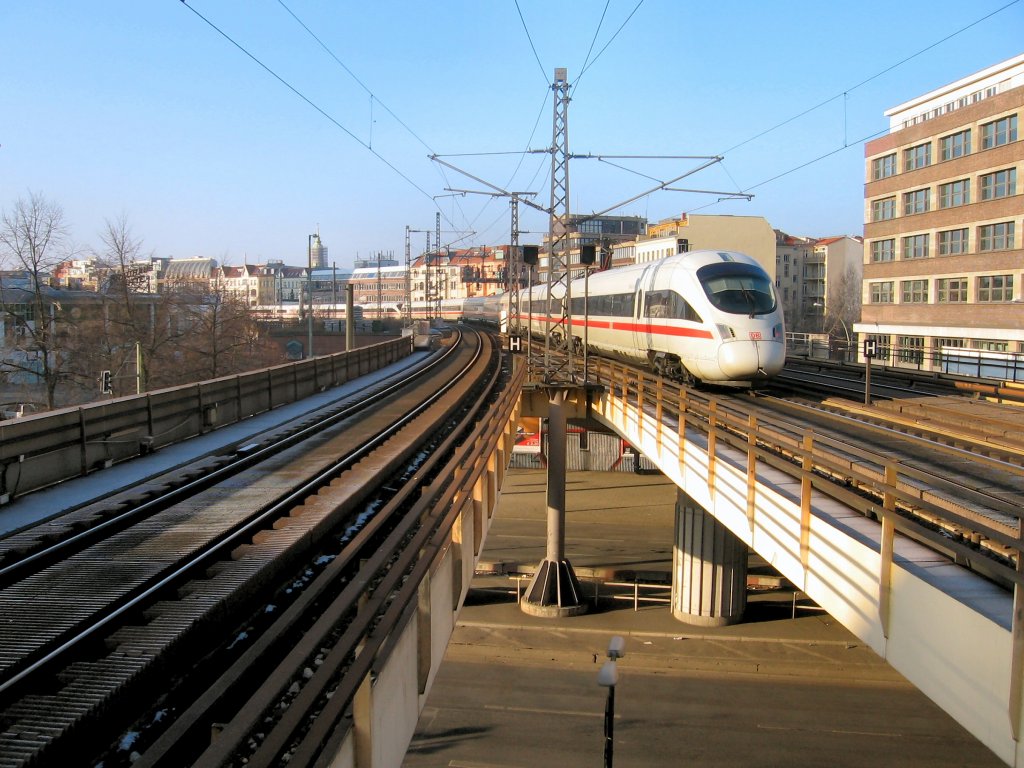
[597,636,626,768]
[307,234,314,358]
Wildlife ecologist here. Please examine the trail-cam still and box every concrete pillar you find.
[672,491,747,626]
[521,387,587,618]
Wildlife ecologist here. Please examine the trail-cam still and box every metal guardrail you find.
[592,359,1023,594]
[0,337,412,505]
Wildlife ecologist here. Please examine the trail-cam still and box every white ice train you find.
[467,249,786,387]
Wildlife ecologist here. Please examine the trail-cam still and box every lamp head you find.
[597,660,618,687]
[606,635,625,660]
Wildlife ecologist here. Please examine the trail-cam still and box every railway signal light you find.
[100,370,112,395]
[522,245,538,265]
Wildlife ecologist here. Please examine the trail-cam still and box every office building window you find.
[871,153,897,180]
[872,197,896,221]
[974,339,1009,352]
[938,179,970,208]
[979,221,1015,251]
[902,233,930,259]
[904,142,931,170]
[980,168,1016,200]
[977,274,1013,302]
[938,228,969,256]
[981,114,1017,149]
[936,277,968,302]
[901,279,929,303]
[870,281,894,303]
[935,338,965,358]
[897,335,925,365]
[870,239,895,262]
[903,188,930,215]
[939,129,971,160]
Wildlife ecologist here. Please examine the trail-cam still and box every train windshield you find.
[697,262,776,316]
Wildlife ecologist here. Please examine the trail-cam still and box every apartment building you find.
[642,214,777,278]
[861,54,1024,371]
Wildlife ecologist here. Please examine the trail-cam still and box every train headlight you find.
[773,323,783,339]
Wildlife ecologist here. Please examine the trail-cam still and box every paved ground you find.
[402,469,1004,767]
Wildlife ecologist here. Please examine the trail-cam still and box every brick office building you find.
[861,54,1023,374]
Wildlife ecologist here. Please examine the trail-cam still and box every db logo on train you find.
[749,331,763,340]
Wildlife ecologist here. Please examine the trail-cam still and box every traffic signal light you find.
[100,370,112,395]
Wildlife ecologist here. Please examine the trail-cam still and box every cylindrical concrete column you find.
[671,491,747,626]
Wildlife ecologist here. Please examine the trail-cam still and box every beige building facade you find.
[862,54,1024,372]
[774,233,863,336]
[639,214,777,279]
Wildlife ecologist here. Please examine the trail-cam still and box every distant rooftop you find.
[884,53,1024,132]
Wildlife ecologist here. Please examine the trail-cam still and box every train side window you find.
[585,292,635,317]
[620,293,635,317]
[644,290,670,318]
[645,289,702,323]
[674,294,703,323]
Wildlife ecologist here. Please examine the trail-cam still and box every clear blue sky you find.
[2,1,1021,269]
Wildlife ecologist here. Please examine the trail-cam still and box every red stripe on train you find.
[525,315,714,340]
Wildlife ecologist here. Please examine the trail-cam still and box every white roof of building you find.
[884,53,1024,131]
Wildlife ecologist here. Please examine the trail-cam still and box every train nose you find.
[718,339,786,379]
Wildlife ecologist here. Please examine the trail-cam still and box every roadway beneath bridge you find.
[404,469,1002,768]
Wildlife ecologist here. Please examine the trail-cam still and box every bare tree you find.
[825,265,862,346]
[93,214,168,394]
[0,192,74,408]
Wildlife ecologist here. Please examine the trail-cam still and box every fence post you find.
[746,414,757,529]
[1009,520,1024,739]
[879,463,897,639]
[800,431,813,568]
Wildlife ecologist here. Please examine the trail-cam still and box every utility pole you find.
[307,233,315,358]
[544,66,575,384]
[376,251,382,321]
[435,212,442,320]
[404,226,412,328]
[426,67,754,620]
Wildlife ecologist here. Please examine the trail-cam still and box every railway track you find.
[0,327,519,767]
[778,356,1024,404]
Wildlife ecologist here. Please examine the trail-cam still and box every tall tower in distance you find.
[310,231,328,269]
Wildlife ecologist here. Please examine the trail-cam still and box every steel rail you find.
[0,338,457,585]
[0,331,481,701]
[131,330,506,767]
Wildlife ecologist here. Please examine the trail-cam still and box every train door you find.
[637,262,662,353]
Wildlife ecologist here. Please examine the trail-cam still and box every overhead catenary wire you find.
[514,0,549,86]
[275,0,480,235]
[178,0,467,236]
[665,0,1023,214]
[719,0,1021,156]
[572,0,645,94]
[275,0,434,154]
[576,0,611,89]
